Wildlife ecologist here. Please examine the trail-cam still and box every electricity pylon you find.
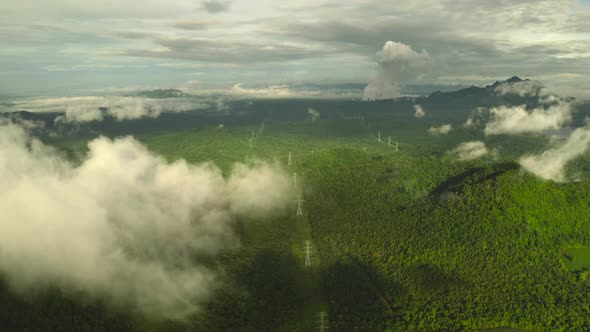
[288,152,292,166]
[296,194,305,216]
[317,312,328,332]
[293,172,298,188]
[388,136,391,145]
[378,131,382,142]
[304,240,312,267]
[395,141,399,152]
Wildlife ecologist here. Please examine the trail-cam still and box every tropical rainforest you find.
[1,79,590,332]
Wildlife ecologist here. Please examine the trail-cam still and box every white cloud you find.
[451,141,489,160]
[230,83,301,98]
[484,102,573,136]
[0,121,291,319]
[413,104,425,118]
[6,96,209,123]
[494,79,548,97]
[429,123,452,135]
[363,41,432,101]
[519,127,590,182]
[464,117,475,128]
[308,107,320,122]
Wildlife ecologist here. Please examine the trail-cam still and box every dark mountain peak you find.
[428,90,443,97]
[506,76,524,83]
[487,76,528,89]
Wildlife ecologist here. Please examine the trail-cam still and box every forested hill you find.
[302,148,590,330]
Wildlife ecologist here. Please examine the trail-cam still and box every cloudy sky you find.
[2,0,590,97]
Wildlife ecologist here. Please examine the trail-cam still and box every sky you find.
[1,0,590,97]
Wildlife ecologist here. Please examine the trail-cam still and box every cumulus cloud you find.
[0,122,291,319]
[363,41,431,101]
[5,96,209,123]
[494,79,547,97]
[519,127,590,182]
[483,102,573,136]
[308,108,320,122]
[451,141,489,160]
[464,117,476,128]
[413,104,425,118]
[429,123,452,135]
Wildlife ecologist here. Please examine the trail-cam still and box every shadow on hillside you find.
[193,248,310,331]
[0,275,137,332]
[319,260,404,331]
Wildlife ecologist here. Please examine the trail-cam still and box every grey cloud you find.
[174,19,218,30]
[113,31,153,39]
[260,0,590,86]
[117,37,330,64]
[0,122,291,318]
[202,0,231,14]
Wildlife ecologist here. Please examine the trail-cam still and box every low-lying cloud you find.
[519,127,590,182]
[413,104,425,118]
[429,123,452,135]
[308,108,320,122]
[451,141,489,160]
[0,121,291,319]
[494,79,548,97]
[363,41,431,101]
[483,102,573,136]
[4,96,209,123]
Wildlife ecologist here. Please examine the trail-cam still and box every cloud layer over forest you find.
[0,121,291,318]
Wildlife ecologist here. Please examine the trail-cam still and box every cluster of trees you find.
[302,148,590,331]
[6,119,590,331]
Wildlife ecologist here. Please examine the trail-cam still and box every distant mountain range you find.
[128,89,192,98]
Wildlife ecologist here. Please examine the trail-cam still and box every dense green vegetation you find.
[3,93,590,331]
[302,149,590,330]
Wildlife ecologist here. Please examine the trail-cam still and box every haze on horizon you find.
[2,0,590,98]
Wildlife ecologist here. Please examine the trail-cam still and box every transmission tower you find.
[377,131,382,142]
[304,240,312,267]
[288,152,292,166]
[388,136,391,145]
[395,141,399,152]
[295,194,305,216]
[317,312,328,332]
[293,172,298,188]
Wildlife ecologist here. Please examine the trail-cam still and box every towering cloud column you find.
[363,41,431,100]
